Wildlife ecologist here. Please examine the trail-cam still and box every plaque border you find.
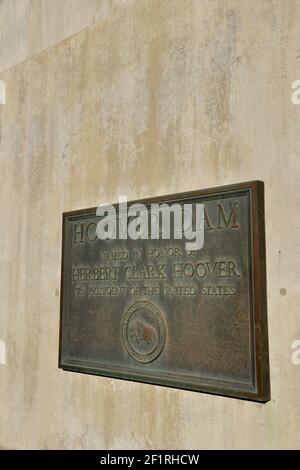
[59,181,270,402]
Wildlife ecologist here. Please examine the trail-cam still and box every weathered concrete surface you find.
[0,0,133,73]
[0,0,300,449]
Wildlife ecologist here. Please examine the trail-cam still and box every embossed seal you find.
[122,301,166,363]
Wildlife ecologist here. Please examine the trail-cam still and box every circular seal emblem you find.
[122,301,166,363]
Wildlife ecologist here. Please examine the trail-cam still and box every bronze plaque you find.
[59,181,270,401]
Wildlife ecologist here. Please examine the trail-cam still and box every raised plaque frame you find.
[59,181,270,402]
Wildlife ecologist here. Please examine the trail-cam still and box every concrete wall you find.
[0,0,133,74]
[0,0,300,449]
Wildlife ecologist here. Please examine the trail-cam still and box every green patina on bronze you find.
[59,181,270,402]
